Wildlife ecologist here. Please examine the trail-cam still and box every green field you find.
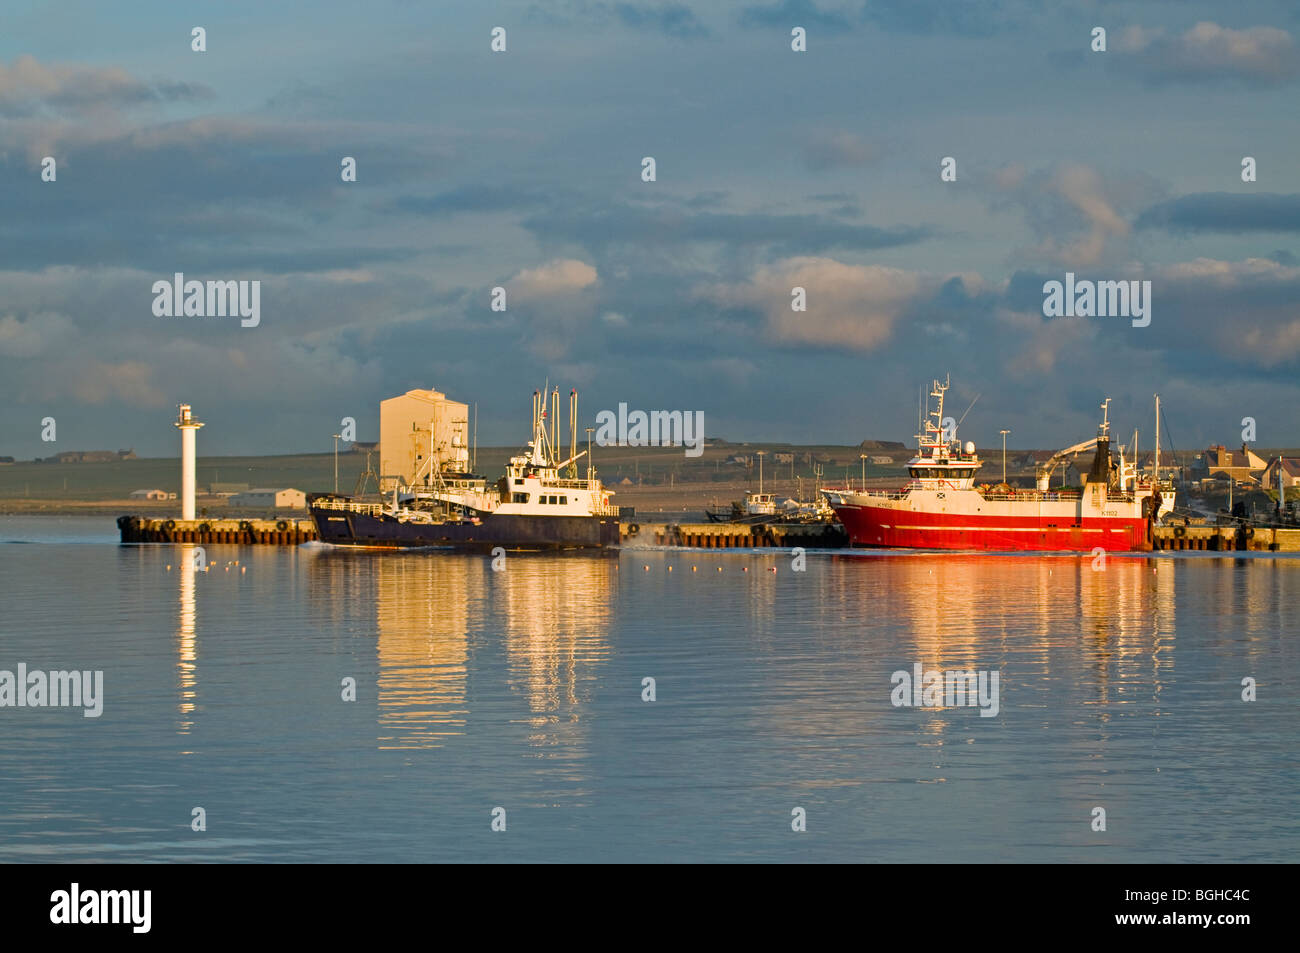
[0,442,902,504]
[0,453,366,502]
[0,441,1235,509]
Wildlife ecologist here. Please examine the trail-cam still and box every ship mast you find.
[916,376,950,456]
[1153,393,1160,485]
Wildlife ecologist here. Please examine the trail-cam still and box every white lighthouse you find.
[174,404,204,521]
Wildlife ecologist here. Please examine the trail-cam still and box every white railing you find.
[311,499,386,515]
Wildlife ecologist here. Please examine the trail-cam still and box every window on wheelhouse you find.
[910,467,977,480]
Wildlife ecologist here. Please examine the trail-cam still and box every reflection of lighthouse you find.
[174,404,204,521]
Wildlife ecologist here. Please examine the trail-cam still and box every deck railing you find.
[311,499,387,515]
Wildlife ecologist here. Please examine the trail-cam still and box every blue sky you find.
[3,0,1300,456]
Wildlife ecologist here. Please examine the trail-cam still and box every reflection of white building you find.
[230,488,306,509]
[374,557,473,750]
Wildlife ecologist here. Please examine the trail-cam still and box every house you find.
[726,454,753,466]
[229,488,307,509]
[0,456,14,465]
[52,449,136,463]
[1262,457,1300,490]
[1202,444,1267,484]
[868,455,893,465]
[347,440,379,453]
[859,439,906,451]
[129,488,169,501]
[772,452,795,465]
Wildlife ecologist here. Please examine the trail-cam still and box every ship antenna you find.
[955,393,981,433]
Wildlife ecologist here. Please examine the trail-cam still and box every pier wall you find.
[118,515,316,545]
[1151,525,1300,552]
[118,514,1300,552]
[622,521,848,548]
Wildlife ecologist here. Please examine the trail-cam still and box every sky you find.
[2,0,1300,457]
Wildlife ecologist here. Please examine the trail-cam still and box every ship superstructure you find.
[820,377,1175,552]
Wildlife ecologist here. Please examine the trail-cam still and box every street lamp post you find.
[860,453,868,490]
[332,434,341,495]
[1000,430,1010,484]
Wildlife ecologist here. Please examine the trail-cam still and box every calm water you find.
[1,515,1295,862]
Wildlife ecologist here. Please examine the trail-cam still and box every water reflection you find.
[176,546,197,735]
[499,559,615,756]
[313,552,617,754]
[373,556,477,750]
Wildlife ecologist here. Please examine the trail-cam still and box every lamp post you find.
[860,453,868,490]
[332,434,341,495]
[1000,430,1010,484]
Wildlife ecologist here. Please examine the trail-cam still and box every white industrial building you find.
[379,388,470,491]
[230,488,307,509]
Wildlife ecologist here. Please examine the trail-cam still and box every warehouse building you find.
[379,388,470,491]
[230,488,307,509]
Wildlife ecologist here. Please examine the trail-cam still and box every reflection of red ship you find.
[820,378,1175,552]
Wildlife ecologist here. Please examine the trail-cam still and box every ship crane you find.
[1035,438,1098,492]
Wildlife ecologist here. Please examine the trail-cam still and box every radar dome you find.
[965,441,975,454]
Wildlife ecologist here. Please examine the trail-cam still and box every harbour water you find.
[1,515,1295,862]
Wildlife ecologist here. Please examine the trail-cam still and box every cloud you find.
[859,0,1021,36]
[0,55,212,117]
[1114,22,1299,85]
[520,198,934,256]
[739,0,1023,34]
[698,256,929,351]
[526,1,709,37]
[613,2,710,38]
[0,312,77,358]
[1136,193,1300,233]
[504,259,601,360]
[63,359,167,407]
[990,163,1132,267]
[388,185,549,217]
[803,131,880,170]
[1152,258,1300,366]
[508,259,599,299]
[739,0,855,30]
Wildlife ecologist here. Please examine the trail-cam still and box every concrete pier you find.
[623,521,848,548]
[1151,524,1300,552]
[118,515,316,545]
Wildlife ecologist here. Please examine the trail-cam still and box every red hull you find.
[834,503,1151,552]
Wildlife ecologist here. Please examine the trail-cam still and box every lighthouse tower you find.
[175,404,204,521]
